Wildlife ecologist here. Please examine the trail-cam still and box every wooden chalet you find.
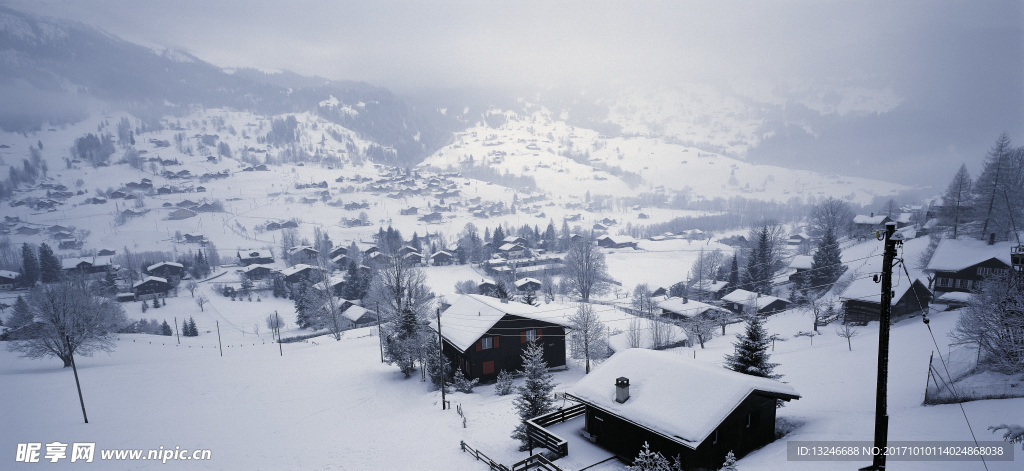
[147,262,184,282]
[183,233,206,244]
[287,246,319,261]
[238,250,274,266]
[689,279,731,300]
[925,238,1014,295]
[431,251,453,266]
[241,264,275,280]
[168,208,197,220]
[434,295,568,382]
[280,264,322,285]
[839,273,931,324]
[341,304,376,329]
[402,252,424,266]
[514,277,541,293]
[498,243,527,259]
[597,235,638,250]
[132,276,172,299]
[721,289,790,315]
[852,213,894,237]
[561,349,799,470]
[97,249,116,256]
[329,246,348,259]
[478,280,499,296]
[0,270,17,289]
[787,255,814,282]
[657,297,727,322]
[61,256,113,275]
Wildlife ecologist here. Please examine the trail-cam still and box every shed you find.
[721,289,790,315]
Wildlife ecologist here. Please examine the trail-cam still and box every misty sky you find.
[7,0,1022,94]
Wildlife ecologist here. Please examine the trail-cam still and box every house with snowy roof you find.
[61,256,113,274]
[787,255,814,282]
[597,234,638,250]
[431,250,453,266]
[560,349,799,469]
[657,297,727,322]
[238,250,274,266]
[147,261,185,282]
[132,276,172,299]
[838,267,931,324]
[0,270,18,289]
[721,289,790,315]
[341,304,375,329]
[280,264,322,285]
[689,279,731,300]
[925,238,1014,295]
[852,213,894,238]
[241,264,275,281]
[432,294,568,382]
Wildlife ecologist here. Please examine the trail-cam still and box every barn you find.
[433,295,567,382]
[839,272,931,324]
[238,250,274,266]
[561,349,799,470]
[0,270,17,289]
[61,256,113,275]
[597,235,638,250]
[514,277,542,293]
[925,238,1013,295]
[721,289,790,315]
[431,251,453,266]
[132,276,172,299]
[147,261,185,281]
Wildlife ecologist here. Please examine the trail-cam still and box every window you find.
[526,329,539,342]
[936,277,952,288]
[480,337,494,350]
[482,361,494,375]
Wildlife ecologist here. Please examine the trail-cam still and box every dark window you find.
[480,337,494,350]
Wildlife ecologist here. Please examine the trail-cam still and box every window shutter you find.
[493,336,499,348]
[520,331,526,343]
[536,328,542,340]
[476,340,481,352]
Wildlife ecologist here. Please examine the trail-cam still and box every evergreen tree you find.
[720,450,738,471]
[8,296,33,329]
[423,332,452,392]
[972,133,1022,240]
[187,317,199,336]
[728,253,740,287]
[182,318,190,336]
[511,341,556,448]
[160,320,173,336]
[493,225,506,246]
[20,243,39,287]
[939,163,973,239]
[494,370,515,396]
[141,299,149,312]
[342,261,365,300]
[724,313,780,379]
[272,274,286,298]
[38,243,62,282]
[451,369,479,393]
[810,228,844,292]
[382,308,422,377]
[626,442,674,471]
[294,279,318,328]
[410,232,422,253]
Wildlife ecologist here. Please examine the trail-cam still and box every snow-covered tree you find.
[743,220,785,295]
[494,370,515,396]
[38,243,61,283]
[972,133,1022,240]
[939,163,973,239]
[720,450,738,470]
[952,271,1024,373]
[451,369,478,393]
[626,442,676,471]
[563,236,611,302]
[160,320,173,336]
[631,284,658,317]
[989,424,1024,450]
[511,341,555,448]
[835,323,861,351]
[423,332,452,391]
[810,228,844,292]
[6,282,127,367]
[724,313,780,379]
[684,315,716,349]
[568,303,609,373]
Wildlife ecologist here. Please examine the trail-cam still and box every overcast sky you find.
[6,0,1022,95]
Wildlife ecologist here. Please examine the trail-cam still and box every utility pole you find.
[216,320,223,357]
[861,222,899,471]
[275,311,283,357]
[436,308,447,410]
[66,335,88,424]
[174,316,180,344]
[376,302,384,363]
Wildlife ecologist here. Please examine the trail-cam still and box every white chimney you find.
[615,377,630,403]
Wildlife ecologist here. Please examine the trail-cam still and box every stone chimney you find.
[988,233,996,245]
[870,212,874,217]
[682,296,688,304]
[615,377,630,403]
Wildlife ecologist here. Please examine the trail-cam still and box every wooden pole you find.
[861,222,898,471]
[216,320,223,357]
[174,316,180,344]
[275,311,283,357]
[437,308,447,410]
[66,335,88,424]
[376,302,384,363]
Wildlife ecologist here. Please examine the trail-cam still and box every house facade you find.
[435,295,567,382]
[562,349,799,470]
[132,276,172,299]
[839,274,931,324]
[926,238,1013,295]
[721,289,790,315]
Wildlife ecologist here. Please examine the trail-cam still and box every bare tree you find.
[712,309,733,335]
[689,248,724,301]
[835,323,861,351]
[648,317,676,349]
[185,280,198,298]
[281,228,299,267]
[631,284,659,317]
[684,315,716,349]
[626,317,644,348]
[939,164,973,239]
[809,197,854,240]
[951,271,1024,373]
[368,255,434,376]
[568,303,609,373]
[563,236,611,302]
[6,282,127,367]
[195,295,209,312]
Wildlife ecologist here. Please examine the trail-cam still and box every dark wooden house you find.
[561,349,799,470]
[597,235,638,250]
[280,264,322,285]
[840,276,931,324]
[61,256,113,275]
[238,250,274,266]
[514,277,542,293]
[147,262,185,282]
[431,251,453,266]
[721,289,790,315]
[925,238,1013,295]
[132,276,172,299]
[242,264,275,280]
[0,270,17,289]
[434,295,568,382]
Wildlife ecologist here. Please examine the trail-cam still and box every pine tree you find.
[972,133,1020,240]
[423,333,452,391]
[939,163,973,239]
[511,341,556,448]
[8,296,33,329]
[728,253,739,287]
[182,318,190,337]
[20,243,39,287]
[160,320,173,336]
[493,226,506,246]
[724,313,780,379]
[342,261,363,300]
[38,243,62,283]
[382,308,422,377]
[451,369,479,393]
[494,370,515,396]
[141,299,149,312]
[810,228,844,292]
[187,317,199,336]
[626,442,673,471]
[720,450,738,470]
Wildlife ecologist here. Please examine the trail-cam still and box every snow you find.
[341,304,369,322]
[567,348,799,448]
[60,256,112,270]
[146,261,183,272]
[925,238,1014,272]
[838,259,926,305]
[131,275,167,288]
[789,255,814,270]
[722,289,788,308]
[853,214,891,225]
[657,297,723,318]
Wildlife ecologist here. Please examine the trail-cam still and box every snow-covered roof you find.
[789,255,813,270]
[657,297,724,318]
[839,264,927,304]
[280,264,313,278]
[925,238,1013,272]
[61,256,112,270]
[598,234,637,245]
[435,295,570,351]
[691,279,729,293]
[133,276,168,288]
[566,349,799,448]
[242,264,274,273]
[896,212,913,224]
[240,250,272,259]
[147,261,184,272]
[853,214,892,225]
[0,269,19,279]
[287,246,317,255]
[721,289,788,308]
[514,277,541,289]
[498,243,524,251]
[342,305,371,323]
[936,291,973,303]
[431,250,452,258]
